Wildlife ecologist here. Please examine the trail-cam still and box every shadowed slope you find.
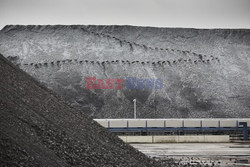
[0,54,161,167]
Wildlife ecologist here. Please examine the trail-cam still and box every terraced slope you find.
[0,25,250,118]
[0,54,161,166]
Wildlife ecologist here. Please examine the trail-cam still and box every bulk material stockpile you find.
[0,54,162,167]
[1,25,250,118]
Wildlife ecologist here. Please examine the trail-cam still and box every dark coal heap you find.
[0,54,161,166]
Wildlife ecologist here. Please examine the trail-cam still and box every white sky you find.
[0,0,250,29]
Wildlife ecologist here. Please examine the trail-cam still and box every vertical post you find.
[133,99,136,119]
[239,122,248,140]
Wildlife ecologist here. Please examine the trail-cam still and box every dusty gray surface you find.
[1,25,250,118]
[0,54,162,167]
[132,143,250,166]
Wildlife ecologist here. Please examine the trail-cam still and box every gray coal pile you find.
[0,54,162,166]
[1,25,250,118]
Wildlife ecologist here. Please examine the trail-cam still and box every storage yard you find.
[1,25,250,166]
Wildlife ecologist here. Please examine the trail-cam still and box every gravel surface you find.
[0,54,162,167]
[133,143,250,167]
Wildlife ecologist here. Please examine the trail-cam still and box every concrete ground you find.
[131,143,250,166]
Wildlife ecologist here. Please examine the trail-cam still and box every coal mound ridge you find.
[0,53,162,167]
[1,25,250,118]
